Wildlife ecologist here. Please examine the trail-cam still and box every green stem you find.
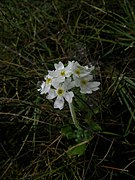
[68,102,81,130]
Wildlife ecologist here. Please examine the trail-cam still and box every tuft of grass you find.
[0,0,135,179]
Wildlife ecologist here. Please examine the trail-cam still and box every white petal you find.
[84,81,100,94]
[47,70,56,77]
[52,77,65,88]
[46,89,56,99]
[67,61,74,69]
[84,74,93,81]
[89,82,100,89]
[73,62,94,78]
[39,81,46,94]
[64,91,74,103]
[79,81,100,94]
[80,88,92,94]
[73,76,80,87]
[65,61,74,76]
[54,61,64,70]
[63,77,76,90]
[54,96,64,110]
[44,84,51,94]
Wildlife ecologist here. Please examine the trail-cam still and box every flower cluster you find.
[38,61,100,110]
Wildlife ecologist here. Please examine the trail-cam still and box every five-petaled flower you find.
[53,61,73,79]
[46,80,74,110]
[72,61,94,78]
[74,74,100,94]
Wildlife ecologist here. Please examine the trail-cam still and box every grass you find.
[0,0,135,179]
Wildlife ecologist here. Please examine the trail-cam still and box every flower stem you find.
[68,102,81,130]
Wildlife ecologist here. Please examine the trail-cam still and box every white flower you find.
[37,81,46,94]
[43,74,53,94]
[46,81,74,110]
[38,75,54,95]
[45,71,65,93]
[38,61,100,110]
[38,70,65,94]
[53,61,73,79]
[74,75,100,94]
[72,61,94,78]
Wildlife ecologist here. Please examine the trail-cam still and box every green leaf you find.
[61,125,76,139]
[75,129,93,143]
[89,121,102,132]
[67,142,88,157]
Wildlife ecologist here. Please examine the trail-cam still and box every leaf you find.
[67,141,88,157]
[89,121,102,132]
[61,125,76,139]
[75,129,93,143]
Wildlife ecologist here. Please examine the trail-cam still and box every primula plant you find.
[38,61,100,156]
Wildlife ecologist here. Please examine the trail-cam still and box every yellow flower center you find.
[75,68,80,76]
[81,79,87,86]
[46,78,52,84]
[57,88,64,96]
[60,70,66,76]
